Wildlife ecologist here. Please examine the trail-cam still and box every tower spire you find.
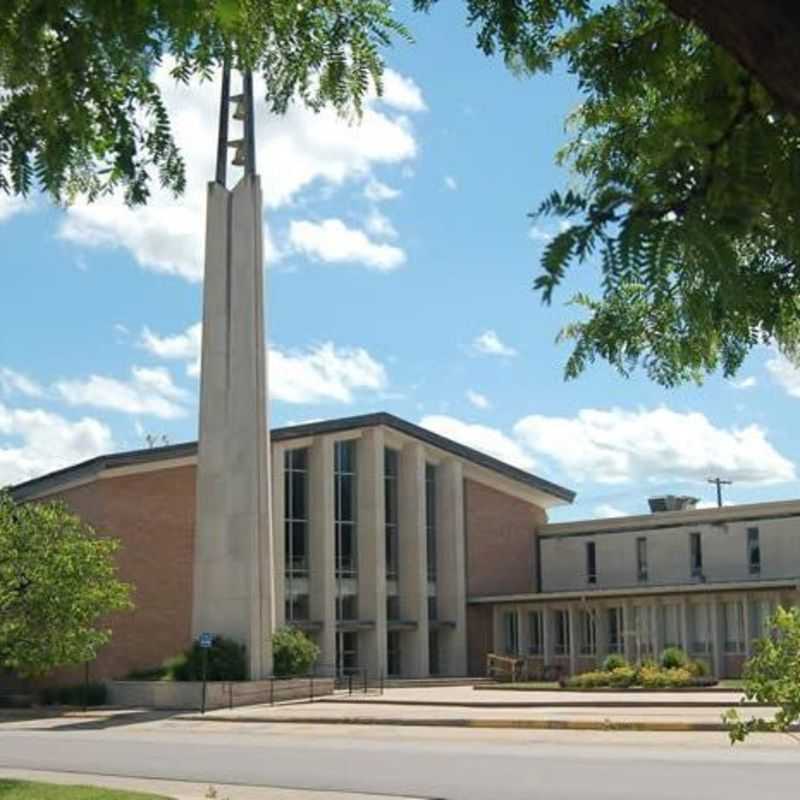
[215,58,256,186]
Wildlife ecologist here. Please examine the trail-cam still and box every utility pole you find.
[707,477,732,508]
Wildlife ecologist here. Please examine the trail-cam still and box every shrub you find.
[660,647,689,670]
[688,658,710,678]
[607,665,638,687]
[170,636,246,681]
[639,665,693,688]
[40,682,107,706]
[566,670,610,689]
[272,626,320,677]
[602,653,628,672]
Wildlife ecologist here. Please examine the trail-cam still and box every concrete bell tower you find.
[192,62,274,678]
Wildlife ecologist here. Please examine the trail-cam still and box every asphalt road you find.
[0,720,797,800]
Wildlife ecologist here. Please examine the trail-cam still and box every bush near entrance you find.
[272,626,320,677]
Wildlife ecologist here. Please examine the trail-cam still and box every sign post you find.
[199,632,213,714]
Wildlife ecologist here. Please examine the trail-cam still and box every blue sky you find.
[1,4,799,521]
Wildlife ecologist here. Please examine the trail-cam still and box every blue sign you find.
[199,632,213,649]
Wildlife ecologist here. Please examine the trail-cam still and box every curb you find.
[317,698,766,709]
[178,713,745,733]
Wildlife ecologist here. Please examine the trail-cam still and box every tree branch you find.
[662,0,800,117]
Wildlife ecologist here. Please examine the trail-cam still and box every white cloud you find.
[270,342,387,404]
[513,406,795,486]
[473,330,517,358]
[380,69,427,112]
[288,218,405,271]
[0,402,113,486]
[529,225,553,243]
[59,63,423,282]
[364,179,400,203]
[140,323,388,405]
[141,323,202,376]
[55,366,190,419]
[0,367,44,399]
[364,208,398,239]
[466,389,490,410]
[594,503,626,519]
[0,194,31,223]
[766,351,800,398]
[730,376,757,390]
[419,415,535,471]
[444,175,458,191]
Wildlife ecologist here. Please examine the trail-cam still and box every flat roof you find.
[9,411,575,504]
[541,498,800,538]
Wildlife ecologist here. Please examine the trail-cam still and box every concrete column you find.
[272,444,286,628]
[743,595,752,658]
[651,604,663,660]
[436,458,467,675]
[542,607,554,666]
[567,605,578,675]
[309,435,336,673]
[398,441,428,676]
[357,428,387,680]
[492,605,504,655]
[680,598,690,655]
[710,596,723,678]
[595,605,609,661]
[517,608,530,657]
[193,176,274,679]
[622,602,635,663]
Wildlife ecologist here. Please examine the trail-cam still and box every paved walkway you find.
[0,768,421,800]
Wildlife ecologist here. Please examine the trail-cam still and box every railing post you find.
[229,682,233,710]
[363,667,368,694]
[348,672,353,695]
[270,677,275,706]
[310,674,314,702]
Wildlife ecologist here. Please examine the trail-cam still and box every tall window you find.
[334,439,358,646]
[502,611,519,655]
[387,632,401,677]
[607,607,624,653]
[690,532,703,577]
[690,603,712,653]
[724,600,746,654]
[586,541,597,585]
[429,630,440,675]
[425,463,437,582]
[334,440,357,579]
[636,537,648,582]
[662,604,682,648]
[747,527,761,575]
[384,448,399,581]
[579,609,597,655]
[284,447,309,622]
[528,610,544,655]
[554,609,570,656]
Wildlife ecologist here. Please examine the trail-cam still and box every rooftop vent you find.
[648,495,699,513]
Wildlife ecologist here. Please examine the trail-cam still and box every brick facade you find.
[464,479,544,598]
[43,465,196,684]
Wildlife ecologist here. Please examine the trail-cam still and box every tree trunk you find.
[664,1,800,117]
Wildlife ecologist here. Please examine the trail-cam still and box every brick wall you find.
[39,465,196,684]
[464,479,545,597]
[463,479,546,675]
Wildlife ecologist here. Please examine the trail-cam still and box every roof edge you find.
[8,411,575,504]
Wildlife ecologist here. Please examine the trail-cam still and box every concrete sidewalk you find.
[0,768,422,800]
[179,687,774,732]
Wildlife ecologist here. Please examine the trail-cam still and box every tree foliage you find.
[0,1,409,205]
[416,0,800,385]
[725,607,800,743]
[0,491,132,677]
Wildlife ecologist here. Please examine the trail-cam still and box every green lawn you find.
[0,780,170,800]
